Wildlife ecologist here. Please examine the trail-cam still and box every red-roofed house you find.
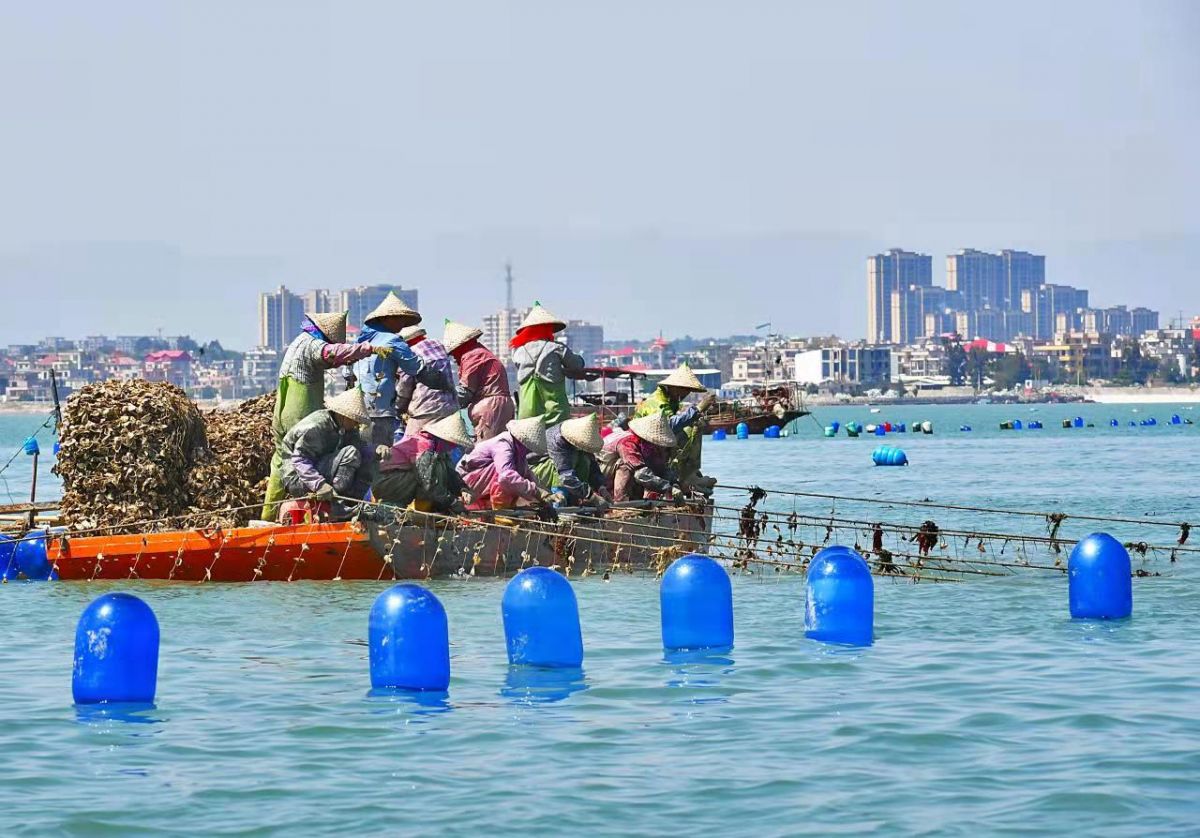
[144,350,193,388]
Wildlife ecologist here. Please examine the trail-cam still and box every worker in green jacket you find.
[632,364,716,494]
[510,302,585,426]
[262,311,388,521]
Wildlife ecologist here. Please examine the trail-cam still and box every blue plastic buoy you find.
[830,421,840,432]
[1028,420,1043,429]
[960,425,972,432]
[72,593,159,705]
[1012,419,1023,430]
[502,567,583,668]
[1110,418,1119,427]
[0,535,18,582]
[1147,417,1157,426]
[14,532,56,581]
[871,445,907,466]
[368,584,450,691]
[1068,533,1132,620]
[764,425,781,439]
[1170,414,1181,425]
[805,547,873,646]
[1073,416,1084,428]
[897,423,906,433]
[660,554,733,651]
[735,422,749,440]
[712,428,727,441]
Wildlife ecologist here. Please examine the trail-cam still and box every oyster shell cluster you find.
[54,381,276,533]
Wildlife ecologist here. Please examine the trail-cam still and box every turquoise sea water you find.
[1,404,1198,836]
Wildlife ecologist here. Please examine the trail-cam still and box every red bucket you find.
[284,508,308,526]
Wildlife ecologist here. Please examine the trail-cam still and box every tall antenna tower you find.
[505,261,514,311]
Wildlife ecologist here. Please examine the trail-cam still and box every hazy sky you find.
[1,1,1197,347]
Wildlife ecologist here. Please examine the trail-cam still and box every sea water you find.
[1,405,1198,835]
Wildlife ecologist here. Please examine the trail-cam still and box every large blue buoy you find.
[502,567,583,667]
[14,532,56,581]
[0,535,17,582]
[660,554,733,651]
[712,428,727,441]
[805,546,873,646]
[368,584,450,691]
[735,422,749,440]
[1068,533,1132,620]
[764,425,781,439]
[871,445,907,466]
[72,593,159,704]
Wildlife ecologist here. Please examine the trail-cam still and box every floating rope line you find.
[715,483,1195,532]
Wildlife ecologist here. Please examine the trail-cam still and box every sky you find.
[0,0,1197,348]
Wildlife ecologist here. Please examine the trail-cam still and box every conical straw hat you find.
[629,412,678,448]
[364,292,421,328]
[519,301,566,332]
[400,325,426,341]
[560,412,603,454]
[658,364,707,393]
[325,388,370,426]
[308,311,349,344]
[443,320,483,353]
[424,412,474,449]
[507,415,548,455]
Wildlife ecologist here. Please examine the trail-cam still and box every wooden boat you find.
[42,501,712,582]
[705,384,809,435]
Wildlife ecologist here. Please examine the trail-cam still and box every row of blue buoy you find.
[65,535,1135,705]
[712,422,784,441]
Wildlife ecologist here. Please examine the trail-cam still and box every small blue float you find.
[1170,414,1182,425]
[960,425,972,432]
[1110,418,1119,427]
[873,424,886,436]
[502,567,583,668]
[805,547,873,646]
[764,425,781,439]
[1012,419,1023,430]
[1073,416,1084,428]
[14,531,56,581]
[660,554,733,651]
[72,593,159,705]
[369,584,450,691]
[830,421,841,432]
[897,423,906,433]
[1068,533,1132,620]
[735,422,749,440]
[712,428,727,440]
[1028,420,1043,429]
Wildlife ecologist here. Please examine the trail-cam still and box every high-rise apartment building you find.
[1130,307,1160,335]
[1000,250,1046,310]
[946,249,1005,311]
[300,289,336,316]
[481,307,527,364]
[562,320,605,365]
[867,249,932,344]
[258,286,306,352]
[891,285,962,345]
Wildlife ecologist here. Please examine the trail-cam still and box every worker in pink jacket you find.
[443,320,514,441]
[456,416,556,510]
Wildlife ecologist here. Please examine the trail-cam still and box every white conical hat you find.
[629,412,678,448]
[364,292,421,328]
[400,325,426,341]
[506,415,548,455]
[308,311,348,344]
[424,412,474,449]
[658,364,707,393]
[560,412,603,454]
[443,320,484,353]
[325,388,370,425]
[518,301,566,332]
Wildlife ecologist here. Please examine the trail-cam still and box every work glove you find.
[375,444,392,463]
[373,345,394,360]
[670,487,686,503]
[696,393,716,413]
[313,483,336,502]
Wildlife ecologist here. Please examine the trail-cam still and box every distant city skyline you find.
[868,247,1160,345]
